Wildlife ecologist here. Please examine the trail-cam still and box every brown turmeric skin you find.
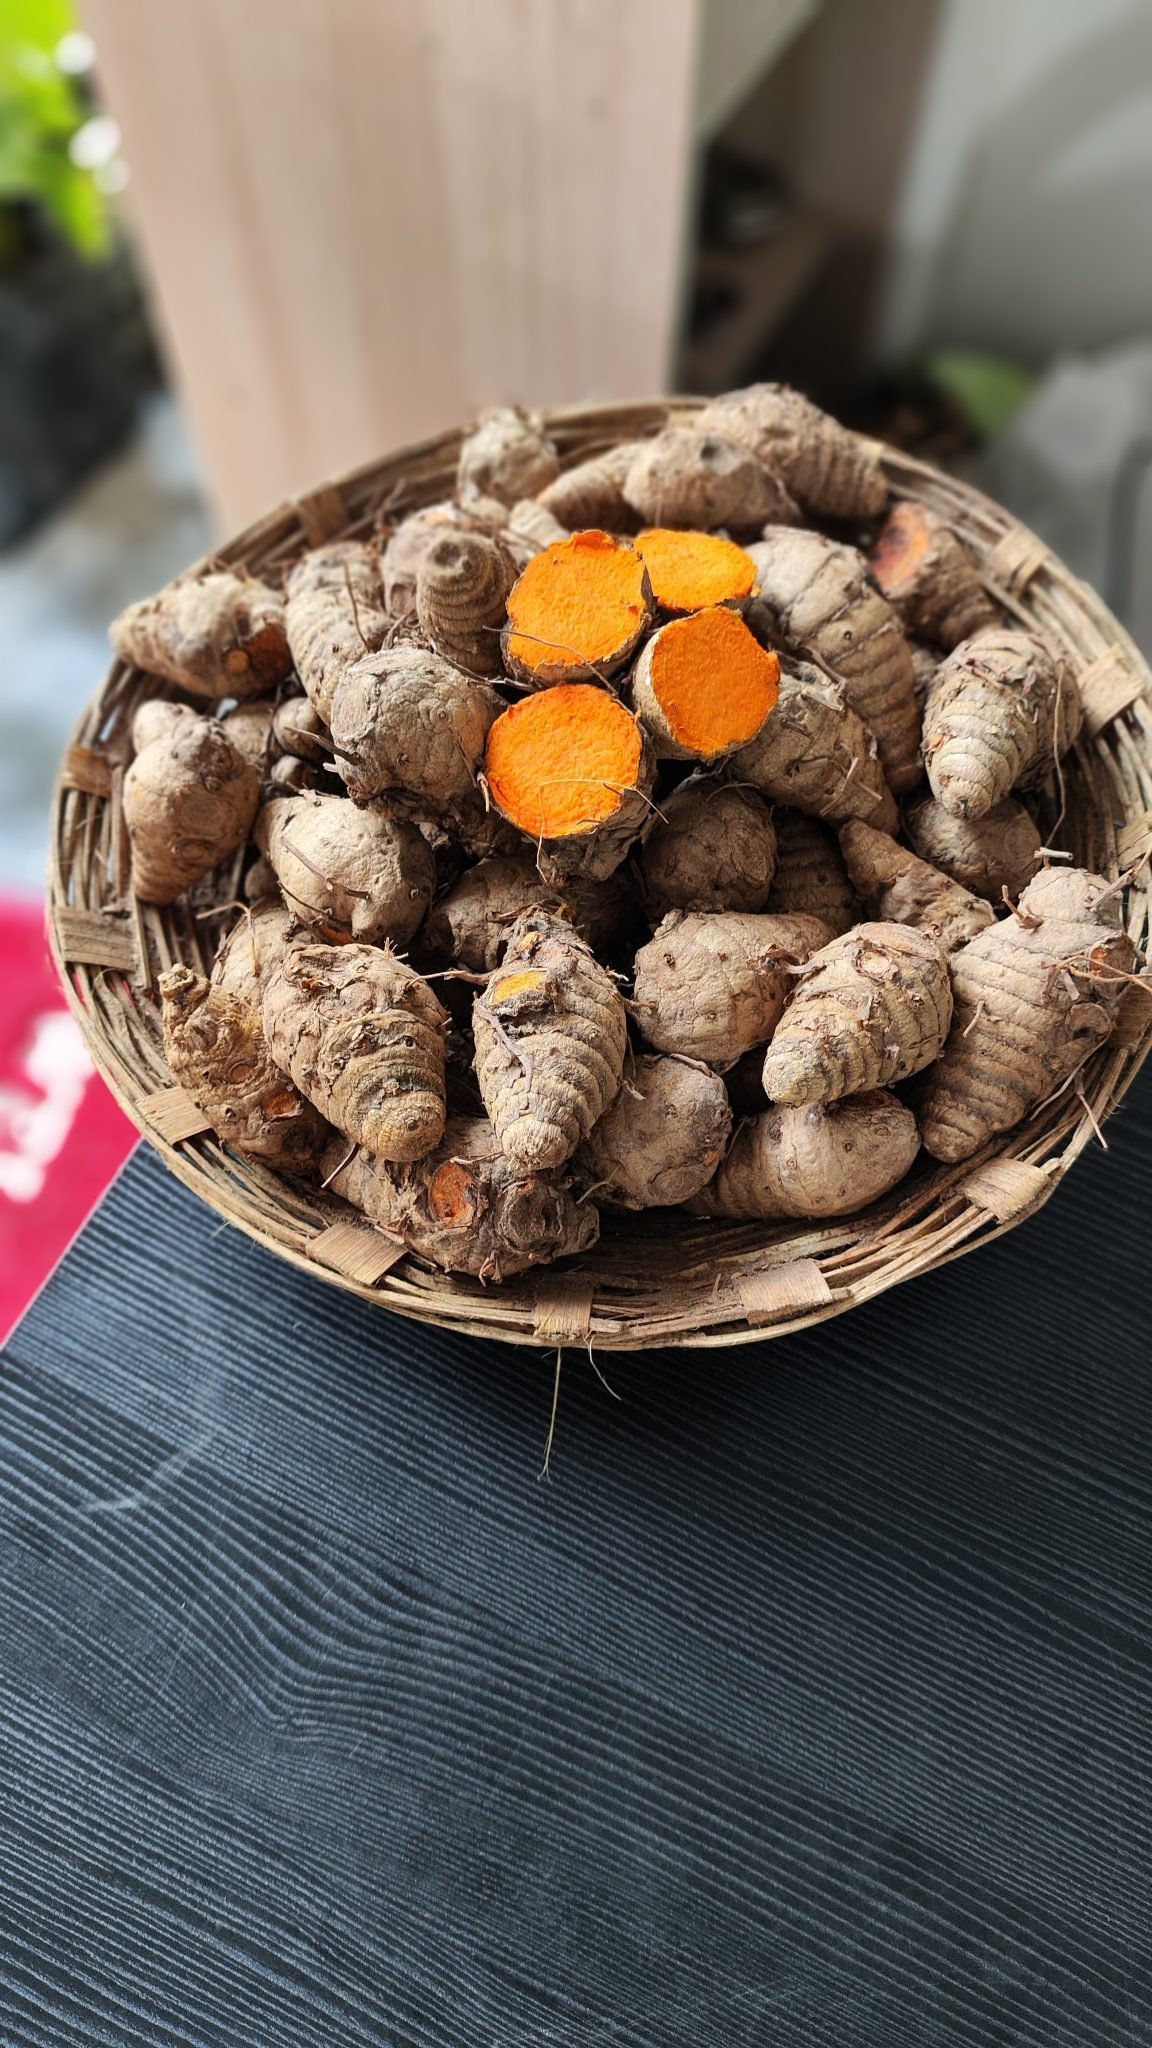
[328,645,503,824]
[691,1092,919,1220]
[767,809,859,937]
[728,659,899,834]
[257,793,434,945]
[123,712,261,905]
[211,900,300,1004]
[695,383,888,520]
[417,530,514,677]
[748,529,922,793]
[326,1117,599,1282]
[472,910,628,1170]
[640,777,778,917]
[286,541,390,723]
[263,943,448,1162]
[110,571,292,701]
[380,500,505,617]
[578,1053,732,1209]
[536,442,643,534]
[624,426,799,534]
[159,966,328,1176]
[456,406,560,506]
[760,922,953,1106]
[903,790,1042,903]
[632,911,830,1065]
[921,628,1082,820]
[869,500,997,648]
[919,867,1136,1162]
[839,819,995,953]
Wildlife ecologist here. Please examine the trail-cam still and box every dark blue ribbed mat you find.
[2,1069,1151,2047]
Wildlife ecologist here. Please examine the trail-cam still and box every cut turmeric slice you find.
[869,500,996,649]
[631,605,780,760]
[484,684,653,881]
[502,530,653,686]
[635,529,757,613]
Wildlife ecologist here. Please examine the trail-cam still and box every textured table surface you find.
[2,1070,1152,2048]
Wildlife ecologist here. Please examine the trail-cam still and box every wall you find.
[879,0,1152,364]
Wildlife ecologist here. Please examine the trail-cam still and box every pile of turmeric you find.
[106,380,1141,1283]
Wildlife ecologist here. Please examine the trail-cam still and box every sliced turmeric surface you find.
[633,605,780,759]
[503,529,652,684]
[636,529,757,612]
[484,684,645,841]
[869,499,933,590]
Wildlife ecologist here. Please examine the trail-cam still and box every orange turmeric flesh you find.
[428,1160,477,1227]
[503,530,652,684]
[635,606,780,758]
[636,529,757,612]
[485,685,645,840]
[869,500,933,596]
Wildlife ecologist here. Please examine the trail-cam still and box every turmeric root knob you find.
[123,712,261,905]
[327,1118,599,1281]
[767,809,858,936]
[922,628,1082,820]
[632,607,780,761]
[691,1093,919,1221]
[159,966,327,1176]
[635,529,757,613]
[869,500,997,648]
[285,541,389,724]
[579,1053,732,1209]
[624,427,799,533]
[729,659,898,834]
[749,528,922,793]
[110,571,292,701]
[257,793,434,945]
[919,866,1137,1163]
[695,383,888,520]
[484,685,654,883]
[416,529,514,678]
[472,911,628,1170]
[456,406,560,507]
[903,790,1042,903]
[503,530,653,686]
[536,442,643,534]
[640,777,778,916]
[838,819,995,953]
[761,922,953,1106]
[263,943,448,1162]
[632,911,830,1066]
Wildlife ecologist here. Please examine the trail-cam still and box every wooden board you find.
[83,0,700,528]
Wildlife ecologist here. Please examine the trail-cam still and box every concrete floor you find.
[0,398,212,894]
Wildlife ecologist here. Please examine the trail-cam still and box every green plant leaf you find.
[0,0,113,259]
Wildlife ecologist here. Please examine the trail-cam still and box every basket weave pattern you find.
[48,401,1152,1350]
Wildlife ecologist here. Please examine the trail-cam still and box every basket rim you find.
[46,398,1152,1351]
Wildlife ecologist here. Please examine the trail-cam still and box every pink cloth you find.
[0,897,136,1339]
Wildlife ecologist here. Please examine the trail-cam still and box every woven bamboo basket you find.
[48,399,1152,1351]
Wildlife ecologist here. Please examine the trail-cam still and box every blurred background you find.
[3,0,1152,1319]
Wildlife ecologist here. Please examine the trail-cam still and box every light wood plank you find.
[82,0,700,529]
